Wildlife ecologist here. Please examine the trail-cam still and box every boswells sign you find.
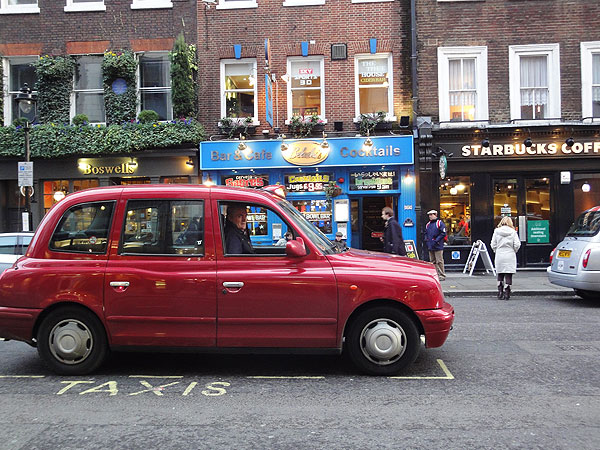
[78,159,136,175]
[460,140,600,158]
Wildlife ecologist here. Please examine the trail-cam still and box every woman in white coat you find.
[491,216,521,300]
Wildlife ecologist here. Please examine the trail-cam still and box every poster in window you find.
[285,173,331,193]
[221,174,269,188]
[349,171,398,191]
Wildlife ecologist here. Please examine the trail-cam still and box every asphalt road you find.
[1,294,599,449]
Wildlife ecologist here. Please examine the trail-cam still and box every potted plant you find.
[356,111,393,135]
[324,180,342,198]
[218,117,256,139]
[288,113,325,138]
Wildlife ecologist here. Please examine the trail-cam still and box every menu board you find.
[285,173,332,193]
[221,174,269,188]
[350,171,398,191]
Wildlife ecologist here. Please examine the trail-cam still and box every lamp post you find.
[15,83,37,231]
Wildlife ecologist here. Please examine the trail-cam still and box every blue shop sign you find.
[200,135,414,170]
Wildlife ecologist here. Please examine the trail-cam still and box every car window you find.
[21,235,33,253]
[0,236,17,255]
[121,200,204,256]
[279,200,336,254]
[50,202,115,253]
[566,209,600,237]
[219,202,292,256]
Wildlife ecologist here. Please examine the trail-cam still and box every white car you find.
[547,206,600,299]
[0,232,34,272]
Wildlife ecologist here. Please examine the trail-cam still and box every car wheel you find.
[346,306,420,376]
[37,306,108,375]
[574,289,600,300]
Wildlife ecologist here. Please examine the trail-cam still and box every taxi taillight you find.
[582,249,591,268]
[550,247,556,264]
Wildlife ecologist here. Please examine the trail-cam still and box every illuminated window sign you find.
[349,171,398,191]
[221,174,269,188]
[291,199,332,234]
[285,173,331,193]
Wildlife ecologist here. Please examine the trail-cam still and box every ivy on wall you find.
[102,50,138,124]
[33,55,75,124]
[170,33,197,119]
[0,57,4,127]
[0,119,205,158]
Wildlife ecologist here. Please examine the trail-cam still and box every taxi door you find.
[104,192,217,347]
[214,200,338,348]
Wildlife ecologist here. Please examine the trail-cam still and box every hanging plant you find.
[33,55,75,124]
[324,180,342,198]
[0,58,3,126]
[170,33,197,119]
[288,113,324,138]
[102,50,138,124]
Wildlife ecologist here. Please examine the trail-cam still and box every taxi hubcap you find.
[49,319,93,365]
[360,319,406,365]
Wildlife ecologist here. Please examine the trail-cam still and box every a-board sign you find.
[463,240,496,276]
[404,239,418,259]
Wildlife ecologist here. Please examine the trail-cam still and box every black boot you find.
[497,283,504,300]
[504,286,511,300]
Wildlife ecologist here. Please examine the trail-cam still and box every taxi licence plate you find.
[558,250,571,258]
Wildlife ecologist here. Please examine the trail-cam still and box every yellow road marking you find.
[0,375,45,378]
[388,359,454,380]
[247,376,325,379]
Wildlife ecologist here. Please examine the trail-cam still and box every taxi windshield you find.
[566,209,600,237]
[278,200,336,254]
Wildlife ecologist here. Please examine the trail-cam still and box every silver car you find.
[0,232,34,272]
[547,206,600,299]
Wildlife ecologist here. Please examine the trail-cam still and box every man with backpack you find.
[425,209,447,280]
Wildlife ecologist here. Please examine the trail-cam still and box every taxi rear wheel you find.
[37,306,108,375]
[346,306,420,376]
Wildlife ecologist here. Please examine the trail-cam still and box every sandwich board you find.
[463,240,496,276]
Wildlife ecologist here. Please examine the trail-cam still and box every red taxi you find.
[0,185,453,375]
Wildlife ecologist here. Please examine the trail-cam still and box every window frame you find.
[71,55,105,124]
[2,56,38,126]
[437,46,488,127]
[130,0,173,9]
[220,58,258,123]
[354,52,395,121]
[509,43,561,123]
[0,0,39,14]
[216,0,258,9]
[137,51,173,121]
[64,0,106,12]
[581,41,600,121]
[285,56,326,123]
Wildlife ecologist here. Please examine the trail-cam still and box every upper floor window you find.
[73,56,105,123]
[287,56,325,119]
[581,41,600,120]
[438,46,488,124]
[355,54,393,119]
[220,59,257,120]
[65,0,106,12]
[139,53,172,121]
[216,0,258,9]
[2,56,38,125]
[0,0,40,14]
[130,0,173,9]
[509,44,560,121]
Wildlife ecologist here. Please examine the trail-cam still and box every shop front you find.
[0,149,199,232]
[420,126,600,269]
[200,135,416,250]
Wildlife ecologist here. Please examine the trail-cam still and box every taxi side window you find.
[49,201,115,254]
[121,200,204,256]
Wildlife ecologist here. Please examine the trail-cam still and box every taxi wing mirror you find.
[286,237,307,257]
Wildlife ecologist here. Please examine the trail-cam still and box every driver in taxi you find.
[224,203,254,254]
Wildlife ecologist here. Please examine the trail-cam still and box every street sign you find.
[18,161,33,187]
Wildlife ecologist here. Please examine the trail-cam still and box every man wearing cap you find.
[332,231,348,252]
[425,209,447,280]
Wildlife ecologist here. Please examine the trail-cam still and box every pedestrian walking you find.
[381,207,406,256]
[490,216,521,300]
[424,209,446,280]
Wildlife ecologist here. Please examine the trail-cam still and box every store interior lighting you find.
[582,181,591,193]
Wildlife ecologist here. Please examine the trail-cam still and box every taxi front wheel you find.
[346,306,420,376]
[37,306,108,375]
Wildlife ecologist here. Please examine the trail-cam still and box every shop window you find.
[220,59,257,120]
[509,44,560,121]
[73,179,100,192]
[161,176,190,184]
[286,57,324,119]
[438,46,488,124]
[121,200,204,256]
[291,199,332,235]
[44,179,100,213]
[65,0,106,12]
[130,0,172,9]
[493,178,518,228]
[216,0,258,9]
[580,41,600,120]
[50,201,115,254]
[0,0,39,14]
[73,56,105,123]
[355,54,393,118]
[139,53,172,121]
[573,174,600,216]
[3,56,37,125]
[440,176,471,245]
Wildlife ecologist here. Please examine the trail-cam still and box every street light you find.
[15,83,37,231]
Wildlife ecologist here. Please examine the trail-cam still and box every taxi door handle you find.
[109,281,130,292]
[223,282,244,289]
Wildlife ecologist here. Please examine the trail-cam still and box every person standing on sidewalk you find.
[491,216,521,300]
[381,207,406,256]
[424,209,446,281]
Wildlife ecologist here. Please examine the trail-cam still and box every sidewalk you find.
[441,268,572,298]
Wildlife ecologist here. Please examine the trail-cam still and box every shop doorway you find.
[493,176,552,266]
[350,196,395,251]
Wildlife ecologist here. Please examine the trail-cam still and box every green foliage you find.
[102,50,138,124]
[72,114,89,126]
[288,113,324,138]
[0,58,3,127]
[138,110,160,123]
[12,117,28,127]
[219,117,254,139]
[0,119,205,158]
[33,55,75,124]
[170,33,197,119]
[358,111,387,135]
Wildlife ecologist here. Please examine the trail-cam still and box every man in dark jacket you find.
[424,209,446,280]
[224,204,254,254]
[381,207,407,256]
